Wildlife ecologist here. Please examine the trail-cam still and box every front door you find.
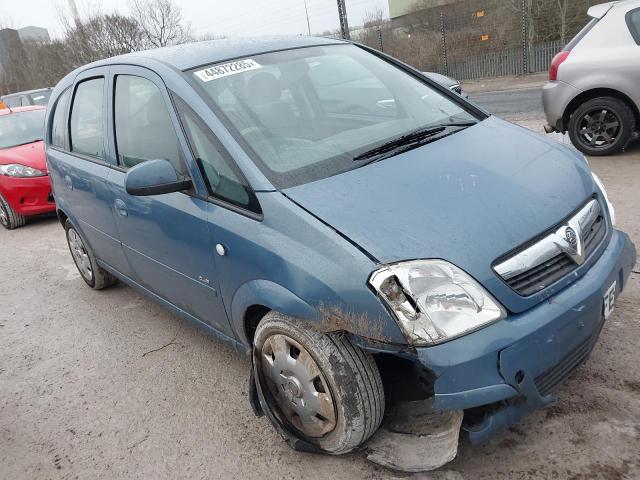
[104,66,232,337]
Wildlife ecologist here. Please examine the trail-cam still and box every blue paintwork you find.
[284,116,600,314]
[44,37,637,442]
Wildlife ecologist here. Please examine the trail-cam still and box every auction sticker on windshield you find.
[194,59,262,82]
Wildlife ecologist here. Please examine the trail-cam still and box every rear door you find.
[104,65,232,336]
[46,67,129,274]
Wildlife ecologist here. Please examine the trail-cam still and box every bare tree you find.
[130,0,193,49]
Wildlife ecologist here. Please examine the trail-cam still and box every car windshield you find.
[29,90,52,105]
[189,44,478,188]
[0,110,46,149]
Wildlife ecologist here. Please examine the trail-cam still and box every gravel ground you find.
[1,119,639,480]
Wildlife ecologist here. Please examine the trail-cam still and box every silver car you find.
[543,0,640,155]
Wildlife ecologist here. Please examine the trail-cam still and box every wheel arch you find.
[56,207,68,228]
[231,279,318,347]
[562,88,640,132]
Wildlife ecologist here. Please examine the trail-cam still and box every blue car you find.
[45,36,636,455]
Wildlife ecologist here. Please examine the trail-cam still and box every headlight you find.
[0,164,46,178]
[369,260,506,346]
[592,173,615,226]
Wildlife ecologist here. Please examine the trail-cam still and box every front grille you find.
[496,200,607,296]
[534,332,597,396]
[506,254,575,296]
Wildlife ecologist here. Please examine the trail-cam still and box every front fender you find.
[230,279,317,346]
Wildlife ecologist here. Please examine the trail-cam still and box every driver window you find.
[114,75,183,172]
[177,103,256,212]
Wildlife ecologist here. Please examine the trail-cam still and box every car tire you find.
[568,97,635,156]
[254,311,385,455]
[0,194,26,230]
[64,220,116,289]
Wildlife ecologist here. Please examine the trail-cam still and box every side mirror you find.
[125,159,192,196]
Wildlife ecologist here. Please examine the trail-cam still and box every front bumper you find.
[416,229,636,443]
[542,80,581,132]
[0,174,55,216]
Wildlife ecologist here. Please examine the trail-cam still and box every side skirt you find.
[96,259,250,356]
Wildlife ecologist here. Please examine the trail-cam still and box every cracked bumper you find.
[415,229,636,442]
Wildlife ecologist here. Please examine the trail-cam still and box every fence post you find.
[377,26,383,52]
[521,0,528,75]
[440,12,448,76]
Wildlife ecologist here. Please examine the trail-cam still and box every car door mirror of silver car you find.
[125,159,193,196]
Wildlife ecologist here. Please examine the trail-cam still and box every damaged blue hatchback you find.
[45,36,636,455]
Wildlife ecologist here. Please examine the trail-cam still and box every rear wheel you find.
[568,97,635,156]
[254,312,384,454]
[0,194,26,230]
[65,220,116,289]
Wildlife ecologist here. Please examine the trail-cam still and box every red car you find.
[0,105,55,229]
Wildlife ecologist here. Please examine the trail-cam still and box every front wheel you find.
[568,97,635,156]
[254,312,385,454]
[0,194,26,230]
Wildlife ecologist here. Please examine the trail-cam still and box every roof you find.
[1,87,52,99]
[104,35,346,71]
[0,105,46,116]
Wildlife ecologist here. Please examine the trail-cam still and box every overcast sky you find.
[3,0,390,38]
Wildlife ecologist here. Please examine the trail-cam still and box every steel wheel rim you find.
[577,108,621,149]
[68,229,93,282]
[260,334,337,438]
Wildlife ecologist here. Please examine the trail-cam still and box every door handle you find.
[114,198,128,217]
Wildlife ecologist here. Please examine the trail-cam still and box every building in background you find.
[389,0,460,29]
[17,26,50,43]
[0,26,50,94]
[0,29,24,82]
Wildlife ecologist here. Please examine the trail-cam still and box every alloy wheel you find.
[68,229,93,282]
[260,334,337,438]
[0,204,8,227]
[576,108,621,150]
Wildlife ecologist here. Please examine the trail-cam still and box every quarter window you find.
[70,78,105,158]
[114,75,183,172]
[178,102,258,212]
[51,88,71,148]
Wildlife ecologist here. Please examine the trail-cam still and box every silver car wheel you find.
[261,334,337,438]
[67,228,94,282]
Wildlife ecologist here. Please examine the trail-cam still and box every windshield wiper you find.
[353,121,478,164]
[353,126,446,162]
[11,139,42,148]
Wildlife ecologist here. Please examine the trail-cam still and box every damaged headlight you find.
[369,260,506,346]
[592,173,616,226]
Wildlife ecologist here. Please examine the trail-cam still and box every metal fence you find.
[441,40,563,80]
[347,0,600,81]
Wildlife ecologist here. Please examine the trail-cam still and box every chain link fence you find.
[347,0,601,80]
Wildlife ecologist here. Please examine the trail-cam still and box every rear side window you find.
[51,88,71,148]
[627,8,640,45]
[177,100,260,213]
[70,78,105,158]
[114,75,183,172]
[565,18,599,50]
